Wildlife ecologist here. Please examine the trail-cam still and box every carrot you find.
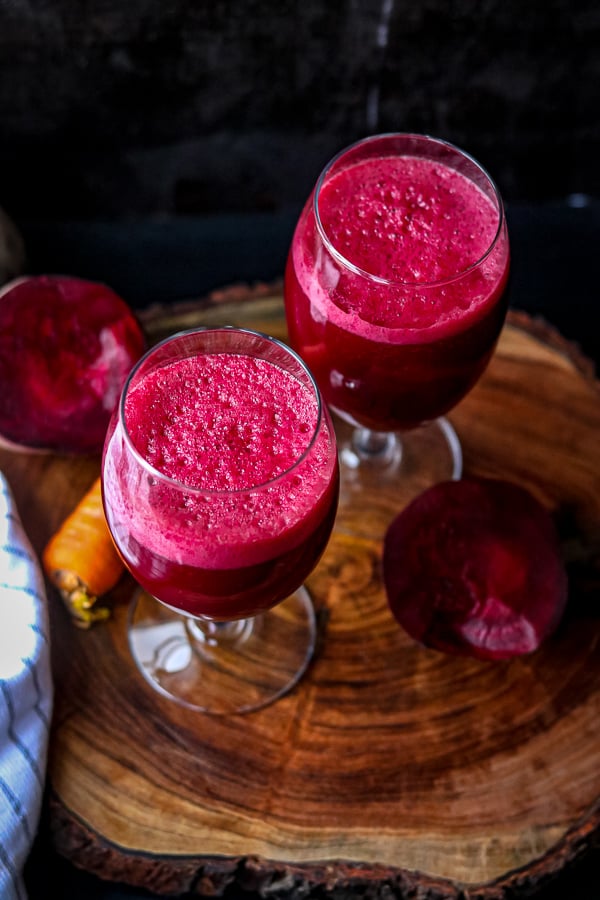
[42,475,124,628]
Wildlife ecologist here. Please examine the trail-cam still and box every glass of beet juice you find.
[284,133,510,535]
[101,327,339,715]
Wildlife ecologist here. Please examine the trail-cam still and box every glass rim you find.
[118,325,327,496]
[313,131,506,288]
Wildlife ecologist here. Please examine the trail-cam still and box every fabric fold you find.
[0,473,53,900]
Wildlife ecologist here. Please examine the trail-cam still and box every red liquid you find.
[285,154,510,431]
[102,353,339,620]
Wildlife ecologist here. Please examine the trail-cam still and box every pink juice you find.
[102,352,339,620]
[285,153,510,431]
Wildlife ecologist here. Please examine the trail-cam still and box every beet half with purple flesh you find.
[0,275,145,454]
[383,477,568,660]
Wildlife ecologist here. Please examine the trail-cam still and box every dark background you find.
[1,0,598,897]
[0,0,599,221]
[1,0,599,361]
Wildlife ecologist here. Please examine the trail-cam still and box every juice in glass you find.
[285,140,510,432]
[102,345,339,621]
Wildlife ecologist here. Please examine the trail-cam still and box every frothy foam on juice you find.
[299,154,506,338]
[125,354,317,491]
[106,352,334,569]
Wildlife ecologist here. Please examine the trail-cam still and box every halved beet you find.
[383,477,568,660]
[0,275,145,454]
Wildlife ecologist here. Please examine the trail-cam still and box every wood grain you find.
[2,288,599,899]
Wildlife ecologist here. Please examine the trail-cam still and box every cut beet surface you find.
[0,275,145,454]
[383,477,568,660]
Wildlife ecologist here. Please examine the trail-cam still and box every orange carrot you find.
[42,475,123,628]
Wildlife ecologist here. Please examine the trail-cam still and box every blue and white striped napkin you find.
[0,473,53,900]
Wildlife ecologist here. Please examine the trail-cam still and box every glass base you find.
[127,587,317,715]
[334,415,463,541]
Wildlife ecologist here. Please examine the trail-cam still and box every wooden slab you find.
[2,287,599,899]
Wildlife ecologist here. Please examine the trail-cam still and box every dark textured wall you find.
[0,0,598,222]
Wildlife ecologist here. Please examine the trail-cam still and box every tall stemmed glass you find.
[101,327,339,715]
[284,133,510,537]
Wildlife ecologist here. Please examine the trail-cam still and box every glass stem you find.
[185,616,255,649]
[352,427,400,464]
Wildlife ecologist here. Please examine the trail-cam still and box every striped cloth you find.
[0,473,53,900]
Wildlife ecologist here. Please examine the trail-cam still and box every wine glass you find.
[284,133,510,537]
[101,327,339,715]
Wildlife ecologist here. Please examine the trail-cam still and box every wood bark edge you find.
[46,791,600,899]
